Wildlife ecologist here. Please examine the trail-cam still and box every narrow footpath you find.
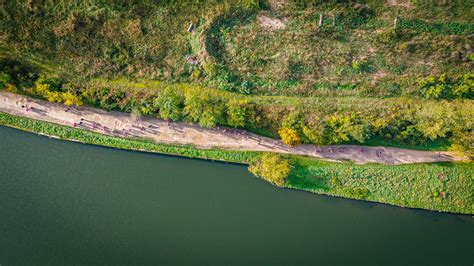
[0,91,462,164]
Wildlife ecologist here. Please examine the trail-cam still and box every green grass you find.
[1,111,472,214]
[1,1,473,97]
[287,157,473,215]
[200,1,474,96]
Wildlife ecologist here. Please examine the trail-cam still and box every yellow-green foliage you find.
[5,84,18,93]
[30,79,83,106]
[226,99,255,128]
[62,91,83,106]
[249,153,291,186]
[418,73,473,99]
[153,86,184,121]
[278,127,301,146]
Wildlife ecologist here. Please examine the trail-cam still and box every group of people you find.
[20,104,34,112]
[72,117,149,137]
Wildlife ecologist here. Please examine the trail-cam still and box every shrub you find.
[278,127,301,146]
[248,153,291,186]
[342,187,370,200]
[226,99,255,128]
[5,84,18,93]
[184,90,225,128]
[324,114,370,144]
[418,73,473,100]
[0,72,12,89]
[153,87,185,121]
[61,91,83,106]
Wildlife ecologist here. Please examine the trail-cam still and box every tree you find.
[302,123,325,145]
[415,102,453,140]
[324,114,369,144]
[0,72,12,89]
[281,111,304,131]
[226,99,255,128]
[278,127,301,146]
[418,73,473,100]
[154,87,184,121]
[248,153,291,186]
[184,90,225,128]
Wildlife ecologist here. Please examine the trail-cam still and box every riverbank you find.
[0,91,463,165]
[1,111,472,214]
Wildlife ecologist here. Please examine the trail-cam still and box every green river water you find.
[0,126,472,265]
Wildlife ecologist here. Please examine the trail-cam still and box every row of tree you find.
[81,82,473,156]
[1,70,472,156]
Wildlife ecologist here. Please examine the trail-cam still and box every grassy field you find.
[1,1,472,97]
[213,1,473,96]
[1,111,472,214]
[288,157,473,214]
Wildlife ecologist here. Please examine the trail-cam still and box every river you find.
[0,126,472,265]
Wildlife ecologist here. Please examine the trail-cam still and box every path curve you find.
[0,91,462,164]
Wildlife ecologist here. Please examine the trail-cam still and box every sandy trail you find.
[0,91,461,164]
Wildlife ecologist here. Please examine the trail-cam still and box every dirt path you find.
[0,91,462,164]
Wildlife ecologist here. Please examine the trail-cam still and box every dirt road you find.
[0,91,461,164]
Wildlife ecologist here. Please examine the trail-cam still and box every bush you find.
[226,99,255,128]
[418,73,473,100]
[184,90,226,128]
[5,84,18,93]
[278,127,301,146]
[248,153,291,186]
[324,114,370,144]
[153,87,184,121]
[29,75,83,106]
[0,72,12,89]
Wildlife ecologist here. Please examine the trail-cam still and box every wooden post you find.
[332,15,336,27]
[393,17,398,30]
[318,14,323,28]
[187,23,194,32]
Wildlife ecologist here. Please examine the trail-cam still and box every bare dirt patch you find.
[258,15,286,30]
[386,0,413,8]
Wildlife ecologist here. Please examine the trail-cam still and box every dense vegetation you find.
[1,1,472,96]
[1,0,472,155]
[1,66,472,156]
[249,153,291,186]
[1,112,471,214]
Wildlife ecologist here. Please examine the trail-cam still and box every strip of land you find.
[0,91,461,164]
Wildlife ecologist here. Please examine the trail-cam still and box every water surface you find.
[0,126,472,265]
